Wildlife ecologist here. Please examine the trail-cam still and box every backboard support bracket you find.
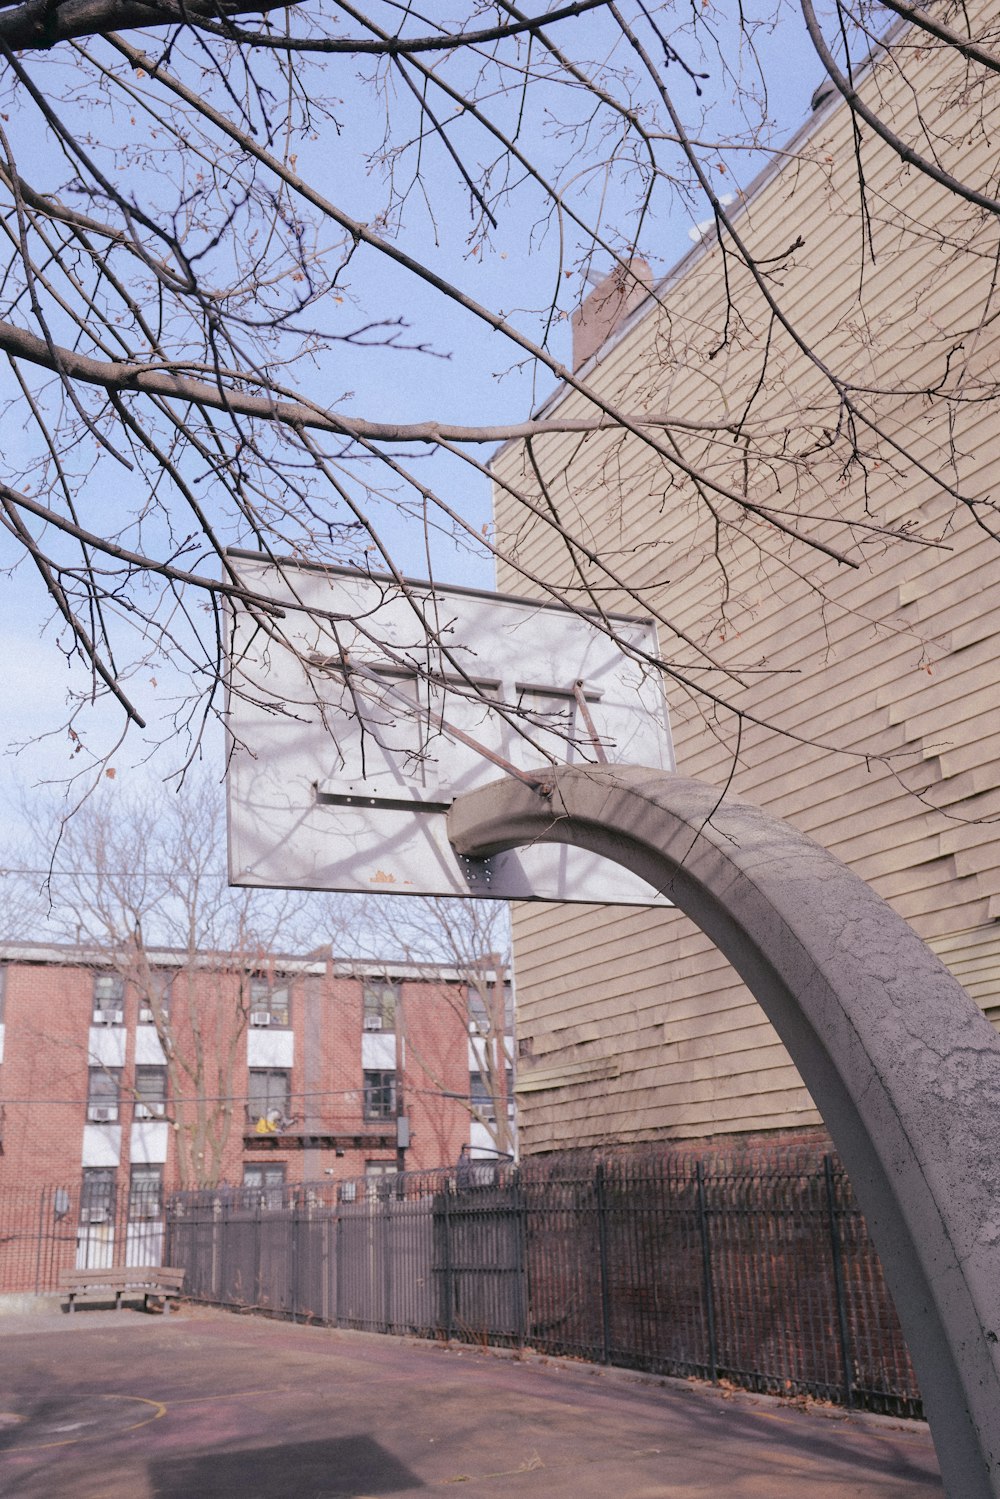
[225,554,676,904]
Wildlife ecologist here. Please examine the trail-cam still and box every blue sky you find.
[0,4,828,857]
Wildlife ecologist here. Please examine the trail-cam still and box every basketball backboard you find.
[225,552,674,903]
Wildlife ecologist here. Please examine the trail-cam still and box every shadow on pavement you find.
[148,1432,422,1498]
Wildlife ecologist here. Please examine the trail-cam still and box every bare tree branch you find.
[0,0,993,787]
[0,316,766,442]
[0,0,290,51]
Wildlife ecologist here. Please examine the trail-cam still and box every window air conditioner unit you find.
[139,1007,154,1024]
[135,1103,163,1120]
[86,1209,110,1223]
[250,1012,272,1027]
[89,1106,118,1122]
[94,1009,124,1026]
[364,1016,383,1031]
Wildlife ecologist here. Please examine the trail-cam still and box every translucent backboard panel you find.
[225,553,674,904]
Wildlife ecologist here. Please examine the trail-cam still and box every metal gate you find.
[433,1180,525,1343]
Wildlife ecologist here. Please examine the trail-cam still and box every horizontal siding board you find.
[497,6,1000,1153]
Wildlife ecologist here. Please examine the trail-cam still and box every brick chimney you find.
[571,258,653,370]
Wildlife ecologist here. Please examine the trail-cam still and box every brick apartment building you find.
[0,944,513,1288]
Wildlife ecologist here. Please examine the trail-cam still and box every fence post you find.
[115,1179,124,1269]
[440,1185,454,1341]
[334,1202,342,1327]
[216,1193,225,1304]
[696,1161,719,1385]
[253,1190,262,1310]
[164,1196,178,1283]
[824,1154,854,1410]
[512,1171,528,1349]
[34,1187,47,1294]
[382,1189,392,1334]
[290,1192,300,1324]
[595,1163,612,1364]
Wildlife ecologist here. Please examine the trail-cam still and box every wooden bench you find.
[62,1266,186,1313]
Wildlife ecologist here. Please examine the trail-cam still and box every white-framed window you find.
[92,973,124,1025]
[134,1065,168,1119]
[249,974,291,1028]
[129,1164,163,1220]
[243,1162,286,1209]
[87,1066,122,1122]
[80,1167,116,1224]
[363,1069,396,1120]
[139,972,173,1026]
[362,978,398,1032]
[247,1068,291,1131]
[469,1070,494,1121]
[468,980,514,1031]
[243,1162,286,1189]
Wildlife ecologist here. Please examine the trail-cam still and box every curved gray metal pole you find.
[448,766,1000,1499]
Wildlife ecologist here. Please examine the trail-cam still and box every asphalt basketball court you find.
[0,1304,942,1497]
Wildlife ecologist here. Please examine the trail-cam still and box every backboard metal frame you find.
[225,552,675,904]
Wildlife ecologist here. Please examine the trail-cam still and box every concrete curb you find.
[0,1292,63,1316]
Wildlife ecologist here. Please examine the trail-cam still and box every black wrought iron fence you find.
[164,1146,921,1417]
[0,1180,165,1295]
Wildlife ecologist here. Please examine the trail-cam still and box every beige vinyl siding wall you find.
[492,12,1000,1154]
